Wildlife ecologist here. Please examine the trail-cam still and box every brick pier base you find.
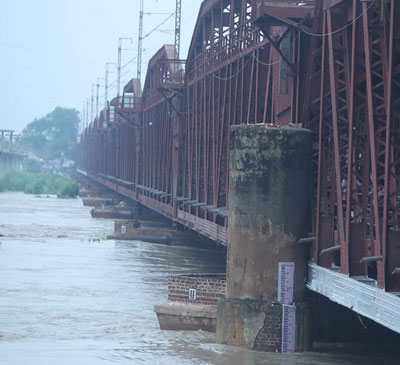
[154,273,226,332]
[216,299,312,352]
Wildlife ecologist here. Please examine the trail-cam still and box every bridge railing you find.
[154,59,185,90]
[186,21,260,82]
[251,0,314,26]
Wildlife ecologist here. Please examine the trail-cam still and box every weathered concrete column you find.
[227,125,313,301]
[0,153,12,177]
[0,154,6,177]
[0,153,23,177]
[217,125,313,352]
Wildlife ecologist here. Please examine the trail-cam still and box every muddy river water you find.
[0,192,398,364]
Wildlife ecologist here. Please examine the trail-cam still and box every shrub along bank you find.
[0,172,79,198]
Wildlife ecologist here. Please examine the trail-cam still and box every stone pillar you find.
[0,154,5,178]
[4,154,11,176]
[217,125,313,352]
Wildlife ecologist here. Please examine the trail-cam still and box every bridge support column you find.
[0,154,5,178]
[216,126,313,352]
[0,153,22,178]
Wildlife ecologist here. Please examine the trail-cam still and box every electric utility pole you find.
[96,80,100,120]
[174,0,182,76]
[137,0,144,81]
[105,62,117,108]
[86,99,89,129]
[174,0,181,61]
[82,103,86,134]
[117,38,133,99]
[91,84,94,125]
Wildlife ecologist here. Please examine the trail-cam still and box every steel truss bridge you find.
[77,0,400,334]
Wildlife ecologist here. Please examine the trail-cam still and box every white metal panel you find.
[307,263,400,334]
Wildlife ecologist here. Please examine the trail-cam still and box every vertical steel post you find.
[137,0,144,81]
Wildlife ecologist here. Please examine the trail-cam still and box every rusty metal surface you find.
[77,0,400,292]
[303,0,400,291]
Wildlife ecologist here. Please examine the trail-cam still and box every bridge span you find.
[77,0,400,344]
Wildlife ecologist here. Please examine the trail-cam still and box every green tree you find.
[22,107,79,159]
[24,158,41,173]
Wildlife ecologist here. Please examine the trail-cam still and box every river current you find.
[0,192,398,364]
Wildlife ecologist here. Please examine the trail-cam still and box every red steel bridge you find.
[77,0,400,333]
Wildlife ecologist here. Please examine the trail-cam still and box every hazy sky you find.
[0,0,203,134]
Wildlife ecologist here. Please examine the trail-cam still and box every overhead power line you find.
[143,12,175,40]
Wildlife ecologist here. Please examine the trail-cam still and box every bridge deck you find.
[77,169,228,245]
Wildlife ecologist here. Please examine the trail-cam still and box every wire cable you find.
[252,53,281,67]
[212,54,253,81]
[143,13,175,40]
[301,2,374,37]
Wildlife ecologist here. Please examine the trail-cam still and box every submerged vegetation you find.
[0,172,79,198]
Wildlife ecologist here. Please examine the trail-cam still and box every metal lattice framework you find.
[302,0,400,291]
[77,0,400,292]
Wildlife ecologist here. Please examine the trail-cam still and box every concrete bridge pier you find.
[0,152,23,178]
[216,126,314,352]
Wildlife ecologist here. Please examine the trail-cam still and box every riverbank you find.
[0,171,78,198]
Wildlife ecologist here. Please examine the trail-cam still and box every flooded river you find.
[0,192,398,364]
